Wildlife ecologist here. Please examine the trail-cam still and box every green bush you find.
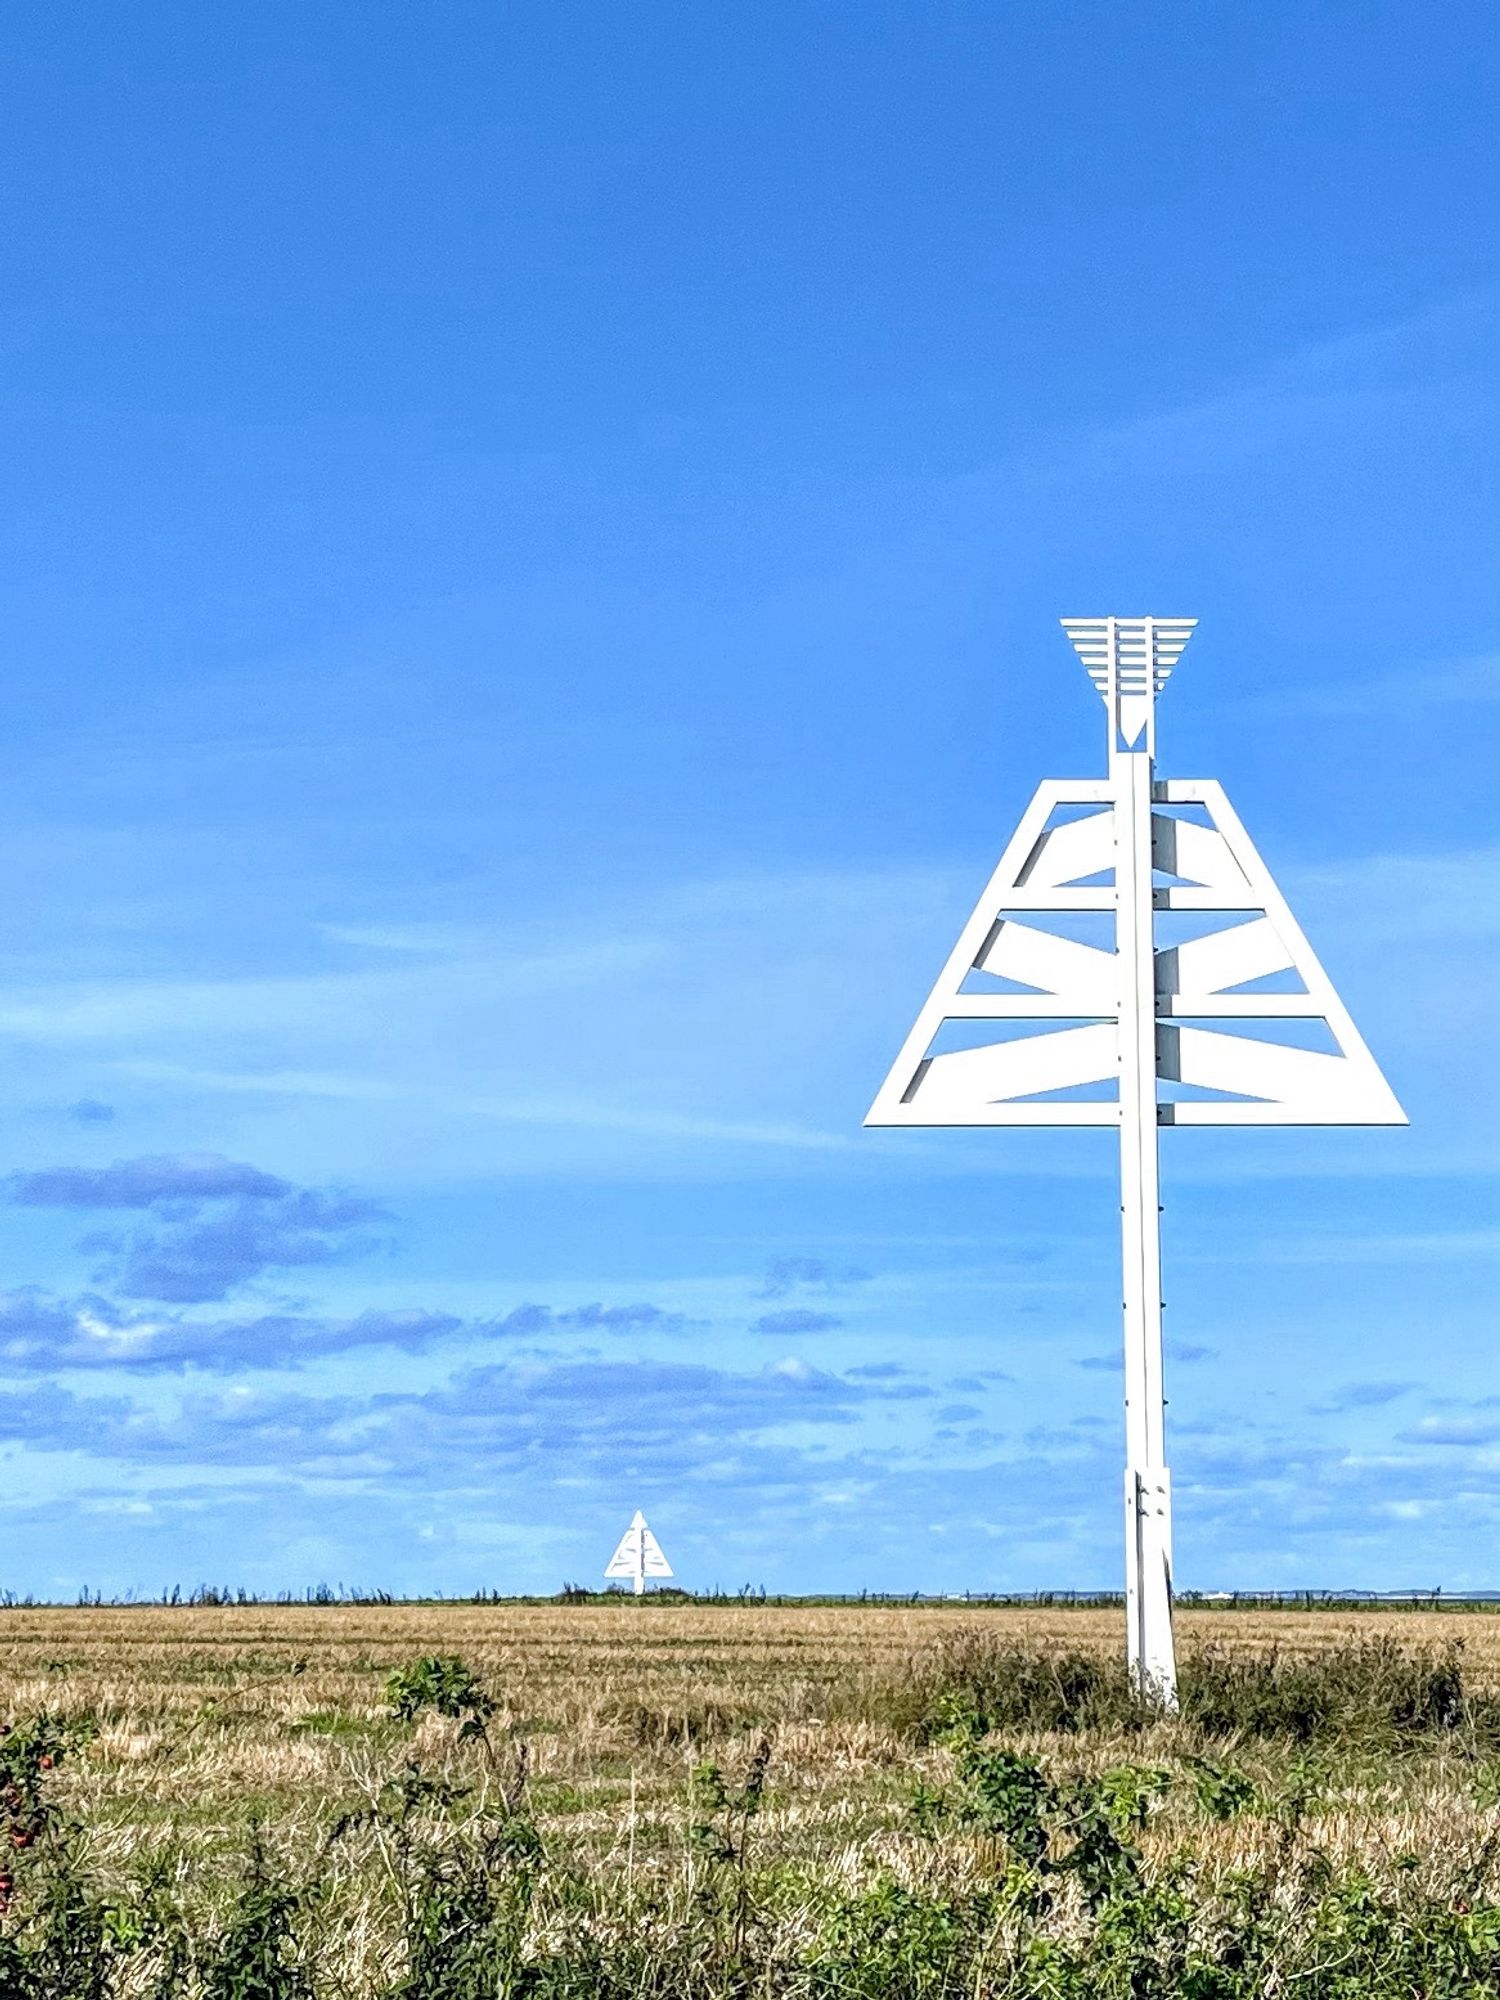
[1179,1635,1482,1744]
[862,1628,1497,1749]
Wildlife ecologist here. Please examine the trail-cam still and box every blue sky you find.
[0,1,1494,1596]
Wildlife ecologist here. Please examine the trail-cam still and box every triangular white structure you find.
[865,780,1404,1130]
[604,1509,673,1596]
[865,615,1407,1711]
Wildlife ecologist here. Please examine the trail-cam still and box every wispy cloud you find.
[0,1291,467,1372]
[755,1257,872,1298]
[0,1288,693,1374]
[750,1308,843,1335]
[1308,1381,1419,1416]
[1398,1416,1500,1448]
[10,1154,289,1207]
[1075,1340,1213,1373]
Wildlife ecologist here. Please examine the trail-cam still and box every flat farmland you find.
[5,1601,1500,1994]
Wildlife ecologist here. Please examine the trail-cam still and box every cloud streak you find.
[0,1289,693,1373]
[755,1257,871,1298]
[1309,1381,1419,1416]
[750,1308,843,1335]
[10,1154,289,1208]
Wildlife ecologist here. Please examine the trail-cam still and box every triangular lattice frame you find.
[864,777,1405,1129]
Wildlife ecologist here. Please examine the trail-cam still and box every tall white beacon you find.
[866,619,1405,1706]
[604,1510,674,1596]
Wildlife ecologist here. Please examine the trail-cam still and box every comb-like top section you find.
[1060,617,1197,754]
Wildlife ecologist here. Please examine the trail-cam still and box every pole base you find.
[1125,1465,1177,1709]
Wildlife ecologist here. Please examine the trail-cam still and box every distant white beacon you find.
[604,1509,674,1596]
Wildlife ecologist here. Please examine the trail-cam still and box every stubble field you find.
[6,1600,1500,1994]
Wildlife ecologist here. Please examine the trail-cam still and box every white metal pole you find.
[1108,620,1177,1707]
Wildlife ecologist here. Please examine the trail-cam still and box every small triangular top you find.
[1061,616,1197,752]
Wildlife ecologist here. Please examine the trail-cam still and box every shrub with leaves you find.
[199,1837,314,2000]
[385,1657,495,1735]
[689,1735,773,1867]
[1186,1755,1258,1821]
[384,1654,502,1778]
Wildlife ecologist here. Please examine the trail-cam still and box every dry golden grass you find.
[5,1600,1498,1873]
[1,1603,1499,1992]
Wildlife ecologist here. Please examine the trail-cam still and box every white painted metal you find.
[1151,780,1405,1126]
[979,921,1117,1006]
[604,1510,673,1596]
[1110,651,1175,1702]
[1019,809,1114,889]
[1062,615,1195,755]
[863,778,1121,1128]
[865,616,1406,1705]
